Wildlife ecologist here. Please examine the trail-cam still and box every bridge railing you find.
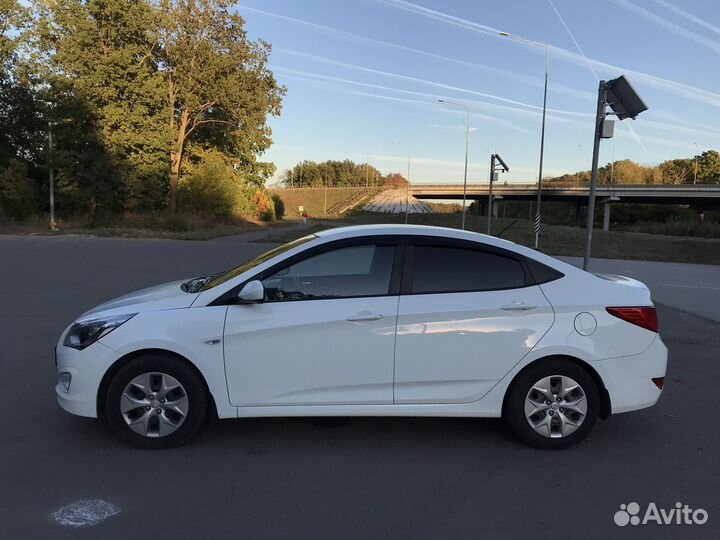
[410,183,720,191]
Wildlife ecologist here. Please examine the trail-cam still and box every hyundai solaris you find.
[55,225,667,449]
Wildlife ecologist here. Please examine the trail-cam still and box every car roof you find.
[314,224,581,275]
[315,224,511,248]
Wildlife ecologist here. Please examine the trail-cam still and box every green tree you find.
[159,0,285,211]
[0,159,35,218]
[283,159,383,187]
[659,159,691,184]
[35,0,168,213]
[696,150,720,184]
[1,0,42,168]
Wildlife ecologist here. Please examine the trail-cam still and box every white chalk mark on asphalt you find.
[51,499,121,527]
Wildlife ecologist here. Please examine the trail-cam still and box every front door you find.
[223,241,401,406]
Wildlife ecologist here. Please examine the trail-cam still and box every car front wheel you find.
[504,359,600,449]
[104,353,208,449]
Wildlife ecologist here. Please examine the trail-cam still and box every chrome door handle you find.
[346,313,384,322]
[501,302,537,312]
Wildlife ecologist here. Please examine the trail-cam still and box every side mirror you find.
[236,280,264,304]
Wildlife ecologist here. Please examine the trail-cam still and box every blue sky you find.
[236,0,720,185]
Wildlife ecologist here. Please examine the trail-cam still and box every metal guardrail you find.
[411,183,720,191]
[270,186,377,190]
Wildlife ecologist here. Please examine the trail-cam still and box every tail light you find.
[606,307,658,333]
[652,377,665,390]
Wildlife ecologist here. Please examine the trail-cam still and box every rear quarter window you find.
[524,257,565,284]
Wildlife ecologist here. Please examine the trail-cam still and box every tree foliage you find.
[161,0,284,211]
[282,160,387,188]
[0,0,284,221]
[549,151,720,185]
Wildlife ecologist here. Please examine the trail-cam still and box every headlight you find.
[63,313,136,350]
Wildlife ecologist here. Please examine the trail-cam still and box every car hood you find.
[79,279,198,320]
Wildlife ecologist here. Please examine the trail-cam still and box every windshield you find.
[198,235,317,292]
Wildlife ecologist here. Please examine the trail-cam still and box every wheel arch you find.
[96,348,218,421]
[502,354,612,419]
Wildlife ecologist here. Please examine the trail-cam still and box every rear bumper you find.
[594,334,668,414]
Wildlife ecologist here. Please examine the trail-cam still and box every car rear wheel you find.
[504,359,600,449]
[105,353,208,449]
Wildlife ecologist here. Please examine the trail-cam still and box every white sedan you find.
[55,225,667,449]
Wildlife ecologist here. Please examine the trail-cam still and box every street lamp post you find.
[693,142,700,185]
[438,99,471,230]
[48,122,56,231]
[391,141,411,224]
[499,31,549,249]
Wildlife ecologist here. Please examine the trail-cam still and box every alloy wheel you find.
[120,372,189,438]
[524,375,587,438]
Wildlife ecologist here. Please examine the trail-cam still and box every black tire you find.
[104,353,208,449]
[503,358,600,450]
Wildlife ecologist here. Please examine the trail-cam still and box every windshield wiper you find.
[181,276,210,293]
[182,272,223,293]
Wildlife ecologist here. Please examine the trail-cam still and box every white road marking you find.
[51,499,121,527]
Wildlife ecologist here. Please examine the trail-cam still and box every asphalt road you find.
[1,234,719,540]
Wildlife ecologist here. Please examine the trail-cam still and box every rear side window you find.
[410,245,527,294]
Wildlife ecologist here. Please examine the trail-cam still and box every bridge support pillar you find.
[575,203,583,226]
[603,201,611,231]
[475,200,482,215]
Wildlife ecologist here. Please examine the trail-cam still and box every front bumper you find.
[55,340,121,418]
[594,334,668,414]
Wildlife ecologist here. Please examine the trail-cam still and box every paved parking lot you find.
[1,233,719,540]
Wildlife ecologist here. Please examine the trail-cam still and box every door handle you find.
[501,302,537,312]
[346,313,384,322]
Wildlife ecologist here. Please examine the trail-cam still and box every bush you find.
[270,192,285,219]
[159,212,193,232]
[178,155,238,219]
[252,190,275,221]
[0,160,36,219]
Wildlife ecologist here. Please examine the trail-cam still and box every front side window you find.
[411,245,527,294]
[200,235,316,291]
[262,244,395,301]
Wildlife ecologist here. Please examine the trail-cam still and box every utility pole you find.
[487,154,495,235]
[583,81,607,271]
[583,75,647,270]
[499,32,549,248]
[487,153,509,235]
[48,122,56,231]
[324,168,328,215]
[438,99,470,230]
[391,141,411,224]
[365,155,370,188]
[405,155,410,224]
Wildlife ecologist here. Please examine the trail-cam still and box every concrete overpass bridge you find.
[410,183,720,230]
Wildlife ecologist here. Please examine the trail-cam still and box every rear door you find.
[394,239,554,404]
